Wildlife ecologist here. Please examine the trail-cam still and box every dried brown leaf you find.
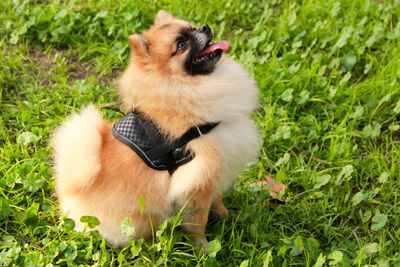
[250,175,287,201]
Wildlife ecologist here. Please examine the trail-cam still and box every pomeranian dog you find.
[52,10,259,248]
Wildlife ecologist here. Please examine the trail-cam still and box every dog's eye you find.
[177,40,187,51]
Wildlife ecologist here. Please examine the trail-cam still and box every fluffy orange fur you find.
[52,10,260,248]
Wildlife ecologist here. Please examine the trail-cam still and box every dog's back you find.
[51,104,172,247]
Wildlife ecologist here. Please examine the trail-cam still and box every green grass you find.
[1,0,400,266]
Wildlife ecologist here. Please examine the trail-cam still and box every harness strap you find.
[145,122,219,159]
[112,111,219,173]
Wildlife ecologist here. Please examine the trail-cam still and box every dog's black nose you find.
[199,24,211,34]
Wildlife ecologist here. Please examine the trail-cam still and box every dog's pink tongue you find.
[198,40,230,57]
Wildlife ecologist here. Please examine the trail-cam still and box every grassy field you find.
[1,0,400,266]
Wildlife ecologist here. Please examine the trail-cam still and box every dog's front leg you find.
[180,189,214,248]
[169,136,222,249]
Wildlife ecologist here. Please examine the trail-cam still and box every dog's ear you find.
[128,34,148,55]
[154,10,173,24]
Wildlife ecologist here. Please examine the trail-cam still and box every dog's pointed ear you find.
[154,10,173,24]
[128,34,148,55]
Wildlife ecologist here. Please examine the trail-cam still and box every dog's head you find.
[128,10,229,76]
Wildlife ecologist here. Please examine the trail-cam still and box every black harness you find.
[112,111,219,173]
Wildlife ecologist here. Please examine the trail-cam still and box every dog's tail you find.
[51,104,105,194]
